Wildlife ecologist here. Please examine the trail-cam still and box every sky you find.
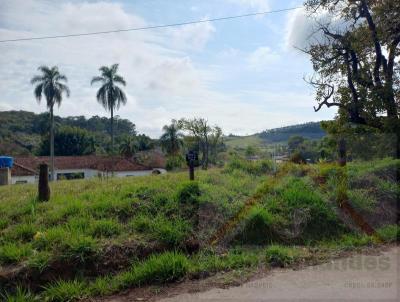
[0,0,337,137]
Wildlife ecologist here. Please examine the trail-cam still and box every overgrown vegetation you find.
[0,158,398,301]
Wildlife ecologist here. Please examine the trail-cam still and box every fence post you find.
[38,163,50,201]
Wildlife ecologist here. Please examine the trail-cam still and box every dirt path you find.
[158,247,399,302]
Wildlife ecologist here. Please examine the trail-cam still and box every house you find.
[10,155,166,184]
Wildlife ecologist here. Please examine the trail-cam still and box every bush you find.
[236,206,279,244]
[44,279,87,302]
[89,219,121,238]
[225,157,273,175]
[166,155,185,171]
[0,243,31,264]
[376,225,399,243]
[265,245,298,267]
[176,182,201,205]
[152,217,191,248]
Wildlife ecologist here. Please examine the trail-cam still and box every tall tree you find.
[119,136,138,158]
[91,64,127,154]
[178,118,221,169]
[31,66,70,181]
[303,0,399,130]
[160,120,184,155]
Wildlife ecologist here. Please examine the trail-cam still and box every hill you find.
[225,122,326,150]
[0,110,139,155]
[258,121,326,143]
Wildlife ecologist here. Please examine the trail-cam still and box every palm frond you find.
[91,76,106,85]
[113,75,126,86]
[33,83,43,103]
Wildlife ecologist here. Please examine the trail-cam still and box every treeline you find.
[0,110,151,155]
[258,122,325,143]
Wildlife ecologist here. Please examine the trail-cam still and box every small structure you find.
[9,155,166,184]
[0,156,13,185]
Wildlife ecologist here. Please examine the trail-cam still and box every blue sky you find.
[0,0,336,137]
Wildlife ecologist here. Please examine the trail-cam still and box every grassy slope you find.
[0,158,398,301]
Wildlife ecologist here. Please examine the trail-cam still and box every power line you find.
[0,6,301,43]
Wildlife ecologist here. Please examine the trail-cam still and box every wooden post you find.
[38,163,50,201]
[338,137,346,167]
[189,159,194,181]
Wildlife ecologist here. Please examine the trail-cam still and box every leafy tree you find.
[119,136,138,158]
[288,135,305,153]
[303,0,399,154]
[39,126,95,156]
[91,64,127,154]
[136,134,154,151]
[178,118,223,169]
[160,120,184,155]
[31,66,70,180]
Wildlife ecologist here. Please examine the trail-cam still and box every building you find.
[10,155,166,184]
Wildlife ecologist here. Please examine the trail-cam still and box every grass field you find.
[0,157,398,301]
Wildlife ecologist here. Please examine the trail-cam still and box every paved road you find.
[159,247,399,302]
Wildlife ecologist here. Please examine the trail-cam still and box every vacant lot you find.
[0,158,398,301]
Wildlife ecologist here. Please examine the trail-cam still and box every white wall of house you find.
[11,175,36,184]
[115,170,154,177]
[54,169,99,180]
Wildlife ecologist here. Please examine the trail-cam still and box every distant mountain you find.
[258,122,326,143]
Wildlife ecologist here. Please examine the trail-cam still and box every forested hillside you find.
[258,122,325,143]
[0,110,140,155]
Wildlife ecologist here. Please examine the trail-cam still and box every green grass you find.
[0,158,398,300]
[265,245,301,267]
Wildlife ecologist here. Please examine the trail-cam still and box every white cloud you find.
[284,6,353,52]
[168,19,215,51]
[226,0,270,11]
[246,46,280,71]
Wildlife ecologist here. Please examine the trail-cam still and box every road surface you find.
[159,247,399,302]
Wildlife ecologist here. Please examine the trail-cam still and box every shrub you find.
[266,178,343,241]
[265,245,299,267]
[166,155,185,171]
[152,217,191,248]
[290,152,306,164]
[237,206,279,244]
[376,225,399,243]
[225,157,273,175]
[130,214,153,232]
[176,182,201,205]
[89,219,121,238]
[347,189,377,212]
[0,243,31,264]
[44,279,87,302]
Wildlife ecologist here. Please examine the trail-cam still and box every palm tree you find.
[31,66,70,181]
[91,64,127,154]
[160,121,184,155]
[119,136,138,158]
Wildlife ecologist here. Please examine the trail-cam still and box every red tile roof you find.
[11,156,151,176]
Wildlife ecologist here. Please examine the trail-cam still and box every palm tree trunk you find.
[111,106,114,155]
[50,105,55,181]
